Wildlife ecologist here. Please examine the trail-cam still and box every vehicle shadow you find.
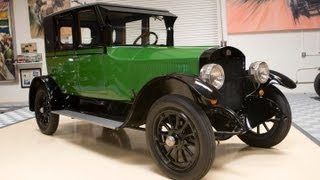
[54,121,166,176]
[213,141,285,170]
[54,121,153,164]
[54,120,285,176]
[311,96,320,101]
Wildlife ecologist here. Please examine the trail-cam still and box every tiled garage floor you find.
[0,106,34,128]
[286,93,320,145]
[0,114,319,180]
[0,93,320,144]
[0,93,319,180]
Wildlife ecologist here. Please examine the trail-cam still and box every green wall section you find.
[47,46,209,101]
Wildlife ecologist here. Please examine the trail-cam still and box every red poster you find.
[227,0,320,33]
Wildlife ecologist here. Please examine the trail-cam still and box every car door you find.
[46,12,79,95]
[75,8,107,99]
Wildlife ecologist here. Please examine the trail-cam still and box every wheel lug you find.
[165,136,176,147]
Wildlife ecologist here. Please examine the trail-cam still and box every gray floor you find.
[0,94,319,145]
[286,93,320,145]
[0,106,34,128]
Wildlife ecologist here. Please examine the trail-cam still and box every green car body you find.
[47,46,210,101]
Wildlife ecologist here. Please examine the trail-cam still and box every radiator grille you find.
[199,47,246,110]
[216,56,245,110]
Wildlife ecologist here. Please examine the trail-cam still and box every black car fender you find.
[29,76,65,111]
[267,70,296,89]
[122,74,221,127]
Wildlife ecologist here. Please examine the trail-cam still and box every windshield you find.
[107,12,168,46]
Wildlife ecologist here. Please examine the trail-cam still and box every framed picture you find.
[28,0,71,38]
[20,68,41,88]
[0,0,16,82]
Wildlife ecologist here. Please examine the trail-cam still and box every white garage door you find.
[75,0,220,46]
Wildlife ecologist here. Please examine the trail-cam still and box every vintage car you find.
[29,3,297,180]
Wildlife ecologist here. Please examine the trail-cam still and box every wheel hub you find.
[165,135,176,147]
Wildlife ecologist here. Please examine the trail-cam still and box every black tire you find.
[314,73,320,97]
[146,94,215,180]
[238,85,292,148]
[34,86,59,135]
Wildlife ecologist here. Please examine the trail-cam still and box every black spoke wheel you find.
[34,86,59,135]
[146,95,215,180]
[314,73,320,97]
[238,85,292,148]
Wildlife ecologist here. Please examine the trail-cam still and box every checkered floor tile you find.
[0,107,34,128]
[285,93,320,145]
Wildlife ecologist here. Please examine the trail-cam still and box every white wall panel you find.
[77,0,220,46]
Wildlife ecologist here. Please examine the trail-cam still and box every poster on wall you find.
[227,0,320,33]
[0,0,15,81]
[28,0,71,38]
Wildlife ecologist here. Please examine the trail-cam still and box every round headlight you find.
[249,61,270,84]
[200,63,225,89]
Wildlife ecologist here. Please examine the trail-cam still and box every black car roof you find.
[46,2,177,18]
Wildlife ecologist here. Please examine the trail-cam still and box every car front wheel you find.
[34,86,59,135]
[238,85,292,148]
[146,94,215,180]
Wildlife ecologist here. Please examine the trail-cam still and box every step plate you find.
[52,110,123,129]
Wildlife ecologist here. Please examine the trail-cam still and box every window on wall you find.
[78,9,101,47]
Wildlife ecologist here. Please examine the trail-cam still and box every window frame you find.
[76,7,105,49]
[104,11,170,46]
[55,12,75,51]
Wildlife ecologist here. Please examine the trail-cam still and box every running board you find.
[52,110,123,130]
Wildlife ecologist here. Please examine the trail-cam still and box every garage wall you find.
[227,31,320,93]
[0,0,47,103]
[221,0,320,93]
[80,0,221,46]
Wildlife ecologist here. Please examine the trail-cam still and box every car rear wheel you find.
[314,73,320,97]
[34,86,59,135]
[238,86,292,148]
[146,94,215,180]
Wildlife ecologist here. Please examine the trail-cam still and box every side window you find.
[60,27,73,44]
[78,9,101,47]
[149,16,167,45]
[56,13,73,50]
[80,27,92,44]
[126,20,142,45]
[108,11,167,46]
